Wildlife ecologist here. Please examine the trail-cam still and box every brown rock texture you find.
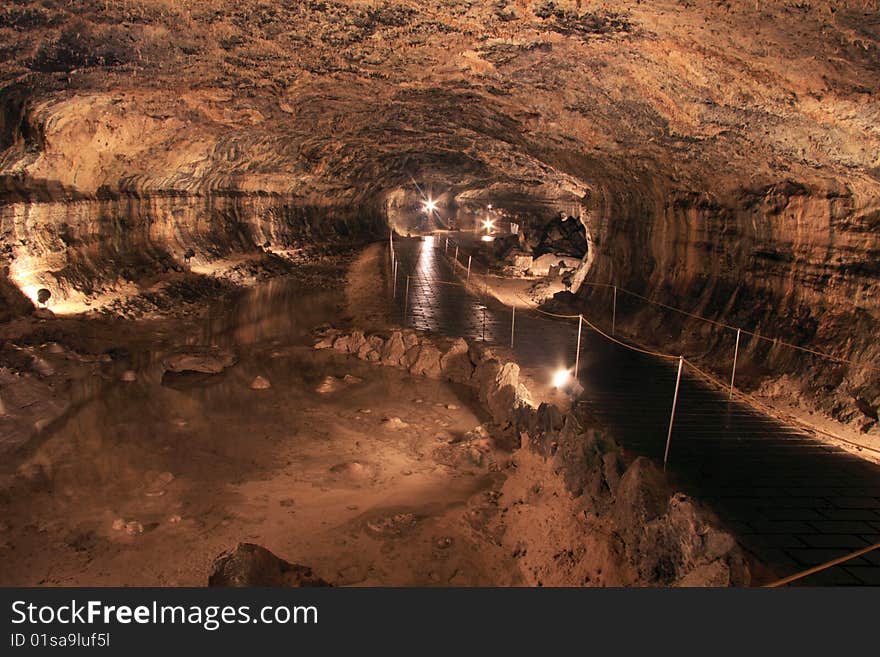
[0,1,878,415]
[321,326,749,585]
[208,542,332,587]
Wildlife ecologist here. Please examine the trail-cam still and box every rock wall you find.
[317,326,750,586]
[1,0,878,422]
[0,194,384,314]
[573,176,880,431]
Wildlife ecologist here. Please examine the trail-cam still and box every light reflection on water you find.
[52,276,344,437]
[199,276,342,350]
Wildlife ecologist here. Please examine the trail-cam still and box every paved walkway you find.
[390,235,880,585]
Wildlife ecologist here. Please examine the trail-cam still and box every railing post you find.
[467,255,472,282]
[612,285,617,336]
[510,305,516,349]
[729,328,741,399]
[392,260,398,298]
[403,275,410,325]
[664,356,684,471]
[454,244,459,266]
[575,314,583,377]
[444,237,448,254]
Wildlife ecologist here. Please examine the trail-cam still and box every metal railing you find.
[387,230,880,586]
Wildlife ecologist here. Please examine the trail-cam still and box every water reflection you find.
[199,276,341,350]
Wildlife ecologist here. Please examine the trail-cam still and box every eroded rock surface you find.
[208,543,332,587]
[321,325,750,586]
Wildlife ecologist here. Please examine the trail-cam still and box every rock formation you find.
[318,326,750,585]
[0,1,878,419]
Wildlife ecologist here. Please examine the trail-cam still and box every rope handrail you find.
[403,236,880,584]
[439,235,878,368]
[763,541,880,587]
[444,237,872,369]
[581,280,878,370]
[685,358,880,456]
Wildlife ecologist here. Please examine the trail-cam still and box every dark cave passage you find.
[0,1,879,589]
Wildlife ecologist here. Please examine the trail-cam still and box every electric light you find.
[482,219,495,231]
[552,368,571,388]
[424,199,437,213]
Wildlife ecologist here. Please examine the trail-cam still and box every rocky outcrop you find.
[317,326,749,586]
[1,1,877,424]
[318,327,534,426]
[208,543,332,587]
[0,194,384,313]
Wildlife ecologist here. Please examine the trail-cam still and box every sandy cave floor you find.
[0,246,521,587]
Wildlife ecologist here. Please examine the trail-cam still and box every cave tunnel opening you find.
[0,0,879,595]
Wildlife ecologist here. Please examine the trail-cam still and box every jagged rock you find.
[472,358,501,403]
[535,214,588,259]
[602,451,624,494]
[356,340,376,360]
[333,330,366,355]
[552,421,615,502]
[611,457,668,542]
[312,327,340,349]
[403,344,420,369]
[402,332,419,350]
[409,343,442,377]
[440,338,474,383]
[638,494,749,587]
[161,347,237,375]
[125,521,144,535]
[381,331,407,366]
[485,362,526,425]
[468,342,496,366]
[208,543,331,587]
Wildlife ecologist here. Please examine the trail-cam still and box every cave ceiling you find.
[0,0,878,209]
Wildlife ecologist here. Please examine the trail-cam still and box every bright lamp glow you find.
[552,369,571,388]
[424,199,437,213]
[482,219,495,231]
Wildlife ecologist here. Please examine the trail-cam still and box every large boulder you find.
[381,331,407,366]
[553,421,617,505]
[485,362,532,425]
[638,494,750,587]
[208,543,331,587]
[402,331,420,350]
[333,330,366,354]
[611,457,668,543]
[439,338,474,383]
[409,343,442,378]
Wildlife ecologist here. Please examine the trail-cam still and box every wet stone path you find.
[390,235,880,585]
